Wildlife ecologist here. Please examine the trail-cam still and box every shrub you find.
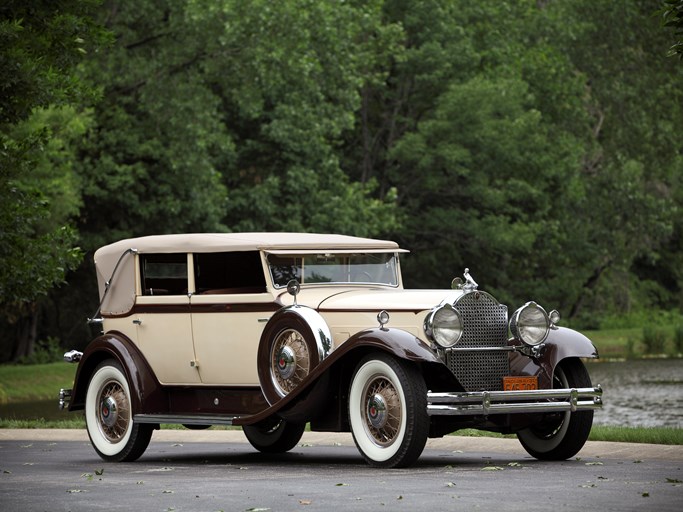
[15,337,63,365]
[674,324,683,355]
[641,326,667,355]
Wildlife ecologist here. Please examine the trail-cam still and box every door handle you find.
[133,319,142,325]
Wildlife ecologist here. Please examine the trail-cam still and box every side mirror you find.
[287,279,301,306]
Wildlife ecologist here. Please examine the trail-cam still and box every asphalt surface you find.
[1,429,681,511]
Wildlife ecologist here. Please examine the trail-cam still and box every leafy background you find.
[1,0,683,361]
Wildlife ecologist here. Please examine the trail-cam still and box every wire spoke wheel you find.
[361,376,402,447]
[348,353,428,468]
[85,360,153,462]
[270,328,311,396]
[96,380,131,443]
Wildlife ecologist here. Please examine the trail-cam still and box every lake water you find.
[587,358,683,428]
[1,359,682,428]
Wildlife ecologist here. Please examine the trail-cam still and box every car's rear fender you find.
[68,331,165,414]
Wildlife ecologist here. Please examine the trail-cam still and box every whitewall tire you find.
[348,353,429,468]
[85,360,153,462]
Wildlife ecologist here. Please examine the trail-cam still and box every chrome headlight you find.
[424,303,463,348]
[509,301,550,346]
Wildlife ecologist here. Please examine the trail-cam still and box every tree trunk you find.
[11,307,39,361]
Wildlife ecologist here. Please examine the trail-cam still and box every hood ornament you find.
[452,268,478,292]
[463,268,478,291]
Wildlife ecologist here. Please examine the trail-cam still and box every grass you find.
[588,425,683,445]
[583,323,683,359]
[1,361,681,446]
[0,362,76,404]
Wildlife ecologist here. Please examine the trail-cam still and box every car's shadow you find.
[89,442,559,471]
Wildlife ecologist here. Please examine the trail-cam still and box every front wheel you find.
[517,358,594,460]
[85,360,153,462]
[243,419,306,453]
[348,353,429,468]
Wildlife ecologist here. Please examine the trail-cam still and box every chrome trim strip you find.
[133,414,240,426]
[448,346,517,352]
[427,385,603,416]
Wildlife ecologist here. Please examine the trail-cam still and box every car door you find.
[134,252,201,384]
[189,251,276,385]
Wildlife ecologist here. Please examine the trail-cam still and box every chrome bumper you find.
[58,388,72,410]
[427,385,603,416]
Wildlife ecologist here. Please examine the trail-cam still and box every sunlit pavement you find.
[1,428,682,461]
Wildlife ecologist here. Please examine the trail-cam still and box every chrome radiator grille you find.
[445,291,509,391]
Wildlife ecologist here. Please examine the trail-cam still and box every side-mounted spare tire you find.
[257,307,332,404]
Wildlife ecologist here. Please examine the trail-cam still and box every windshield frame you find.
[266,251,402,289]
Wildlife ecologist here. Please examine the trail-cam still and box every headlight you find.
[424,303,463,348]
[509,301,550,346]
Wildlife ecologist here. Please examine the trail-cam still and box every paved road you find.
[0,430,681,511]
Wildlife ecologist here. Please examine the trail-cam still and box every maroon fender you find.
[545,326,599,361]
[237,327,457,426]
[68,331,166,415]
[531,326,599,386]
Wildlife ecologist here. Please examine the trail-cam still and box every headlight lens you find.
[509,301,550,346]
[424,303,463,348]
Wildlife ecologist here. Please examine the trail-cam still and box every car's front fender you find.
[237,327,457,426]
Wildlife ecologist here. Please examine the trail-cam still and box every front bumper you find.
[427,385,603,416]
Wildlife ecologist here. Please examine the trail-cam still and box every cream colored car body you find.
[97,233,427,386]
[105,276,456,386]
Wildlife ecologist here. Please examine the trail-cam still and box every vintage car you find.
[59,233,602,468]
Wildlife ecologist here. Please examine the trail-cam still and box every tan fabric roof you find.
[93,233,402,316]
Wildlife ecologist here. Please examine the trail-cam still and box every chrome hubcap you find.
[276,345,296,380]
[101,396,118,428]
[366,393,388,429]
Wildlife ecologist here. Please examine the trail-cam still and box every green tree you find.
[660,0,683,58]
[0,0,107,360]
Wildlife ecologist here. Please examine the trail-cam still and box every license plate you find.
[503,376,538,391]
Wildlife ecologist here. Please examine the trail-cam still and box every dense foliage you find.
[1,0,682,360]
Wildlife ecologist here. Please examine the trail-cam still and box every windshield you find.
[268,253,400,288]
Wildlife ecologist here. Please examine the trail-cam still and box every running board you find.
[133,414,244,426]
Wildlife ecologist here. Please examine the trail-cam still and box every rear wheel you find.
[517,358,594,460]
[243,419,306,453]
[85,360,153,462]
[348,353,429,468]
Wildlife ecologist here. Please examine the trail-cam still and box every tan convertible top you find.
[93,233,402,316]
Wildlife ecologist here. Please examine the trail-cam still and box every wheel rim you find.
[96,379,130,443]
[361,375,402,448]
[270,328,311,397]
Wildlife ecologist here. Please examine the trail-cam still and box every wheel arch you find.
[69,331,165,415]
[543,326,599,378]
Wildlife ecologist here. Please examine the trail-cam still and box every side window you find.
[140,253,188,296]
[194,251,267,294]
